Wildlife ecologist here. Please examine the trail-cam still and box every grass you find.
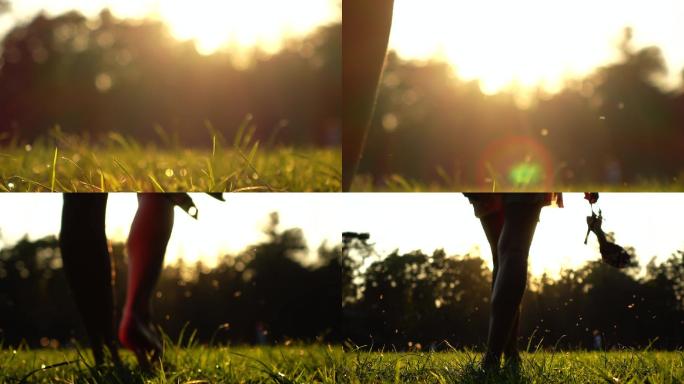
[0,124,340,192]
[338,347,684,383]
[2,345,682,383]
[351,173,684,192]
[1,344,344,384]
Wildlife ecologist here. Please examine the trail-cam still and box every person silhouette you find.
[60,193,214,369]
[465,193,567,370]
[343,0,395,191]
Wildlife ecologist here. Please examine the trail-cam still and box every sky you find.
[0,193,340,267]
[389,0,684,98]
[1,193,683,278]
[0,0,340,55]
[341,193,684,278]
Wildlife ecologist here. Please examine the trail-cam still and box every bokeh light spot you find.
[382,113,399,132]
[509,161,542,186]
[94,73,113,92]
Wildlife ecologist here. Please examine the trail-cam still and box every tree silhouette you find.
[342,247,684,350]
[361,29,684,187]
[0,10,341,147]
[0,215,342,347]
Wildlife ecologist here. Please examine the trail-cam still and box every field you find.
[2,346,682,383]
[1,345,344,384]
[340,348,684,383]
[351,174,684,192]
[0,129,340,192]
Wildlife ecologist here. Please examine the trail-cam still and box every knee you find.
[490,287,523,312]
[491,279,526,311]
[491,249,528,297]
[496,244,528,273]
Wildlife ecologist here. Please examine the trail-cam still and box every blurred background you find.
[359,0,684,188]
[0,193,341,347]
[0,0,341,147]
[341,193,684,350]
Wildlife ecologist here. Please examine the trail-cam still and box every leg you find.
[478,209,504,289]
[59,193,120,366]
[342,0,394,191]
[482,202,541,369]
[504,309,521,365]
[480,209,523,366]
[118,194,174,368]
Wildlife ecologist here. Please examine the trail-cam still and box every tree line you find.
[362,29,684,187]
[0,213,342,348]
[3,223,683,351]
[342,244,684,351]
[0,9,340,147]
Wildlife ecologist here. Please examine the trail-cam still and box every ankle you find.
[504,348,520,362]
[481,352,501,371]
[504,352,521,368]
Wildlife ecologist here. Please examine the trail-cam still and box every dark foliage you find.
[342,245,684,351]
[0,10,340,147]
[0,214,342,347]
[361,29,684,187]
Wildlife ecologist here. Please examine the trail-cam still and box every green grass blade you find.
[148,173,165,192]
[50,147,58,192]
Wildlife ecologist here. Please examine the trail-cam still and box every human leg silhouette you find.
[342,0,394,191]
[60,193,121,366]
[118,194,174,368]
[479,208,521,365]
[481,200,541,369]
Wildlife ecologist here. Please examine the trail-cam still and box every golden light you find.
[105,193,341,267]
[340,193,684,279]
[154,0,340,56]
[0,1,340,57]
[0,193,340,268]
[389,0,684,101]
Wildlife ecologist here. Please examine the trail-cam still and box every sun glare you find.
[341,193,684,279]
[0,194,340,269]
[389,0,684,99]
[1,1,340,57]
[155,0,340,56]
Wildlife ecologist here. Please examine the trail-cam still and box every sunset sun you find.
[389,0,684,98]
[0,1,340,56]
[155,0,340,55]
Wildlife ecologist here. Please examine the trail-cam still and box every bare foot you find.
[105,341,123,368]
[503,353,522,375]
[480,353,500,372]
[118,313,162,370]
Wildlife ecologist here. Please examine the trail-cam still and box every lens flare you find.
[509,162,543,186]
[477,135,553,189]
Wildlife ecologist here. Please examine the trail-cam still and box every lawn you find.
[351,173,684,192]
[2,346,682,383]
[1,344,344,384]
[0,129,340,192]
[340,348,684,384]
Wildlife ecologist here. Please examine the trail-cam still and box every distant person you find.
[255,321,269,345]
[60,193,217,369]
[343,0,394,191]
[592,329,603,350]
